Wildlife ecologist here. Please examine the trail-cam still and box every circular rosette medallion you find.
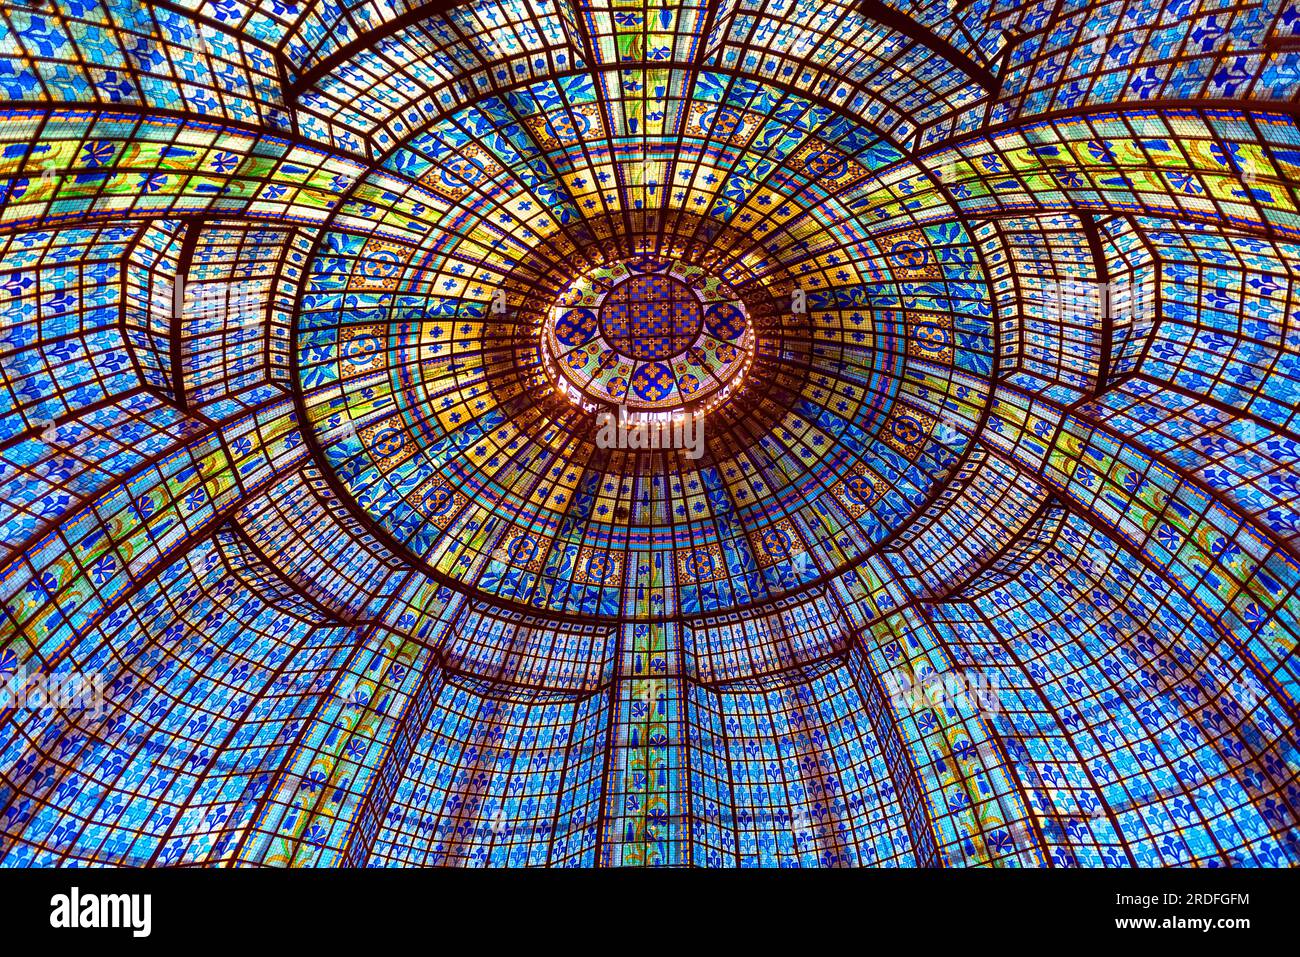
[541,258,753,413]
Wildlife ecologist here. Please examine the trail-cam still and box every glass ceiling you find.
[0,0,1296,868]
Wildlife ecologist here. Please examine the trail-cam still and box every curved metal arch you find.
[856,0,1000,93]
[287,0,1002,99]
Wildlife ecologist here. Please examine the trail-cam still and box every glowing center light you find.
[540,257,754,416]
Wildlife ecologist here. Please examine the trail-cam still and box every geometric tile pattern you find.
[600,274,701,359]
[542,257,753,413]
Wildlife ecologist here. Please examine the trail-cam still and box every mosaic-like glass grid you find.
[0,0,1295,868]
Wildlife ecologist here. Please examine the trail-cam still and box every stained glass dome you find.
[0,0,1297,870]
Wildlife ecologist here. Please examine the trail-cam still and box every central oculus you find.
[541,257,753,414]
[600,273,703,360]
